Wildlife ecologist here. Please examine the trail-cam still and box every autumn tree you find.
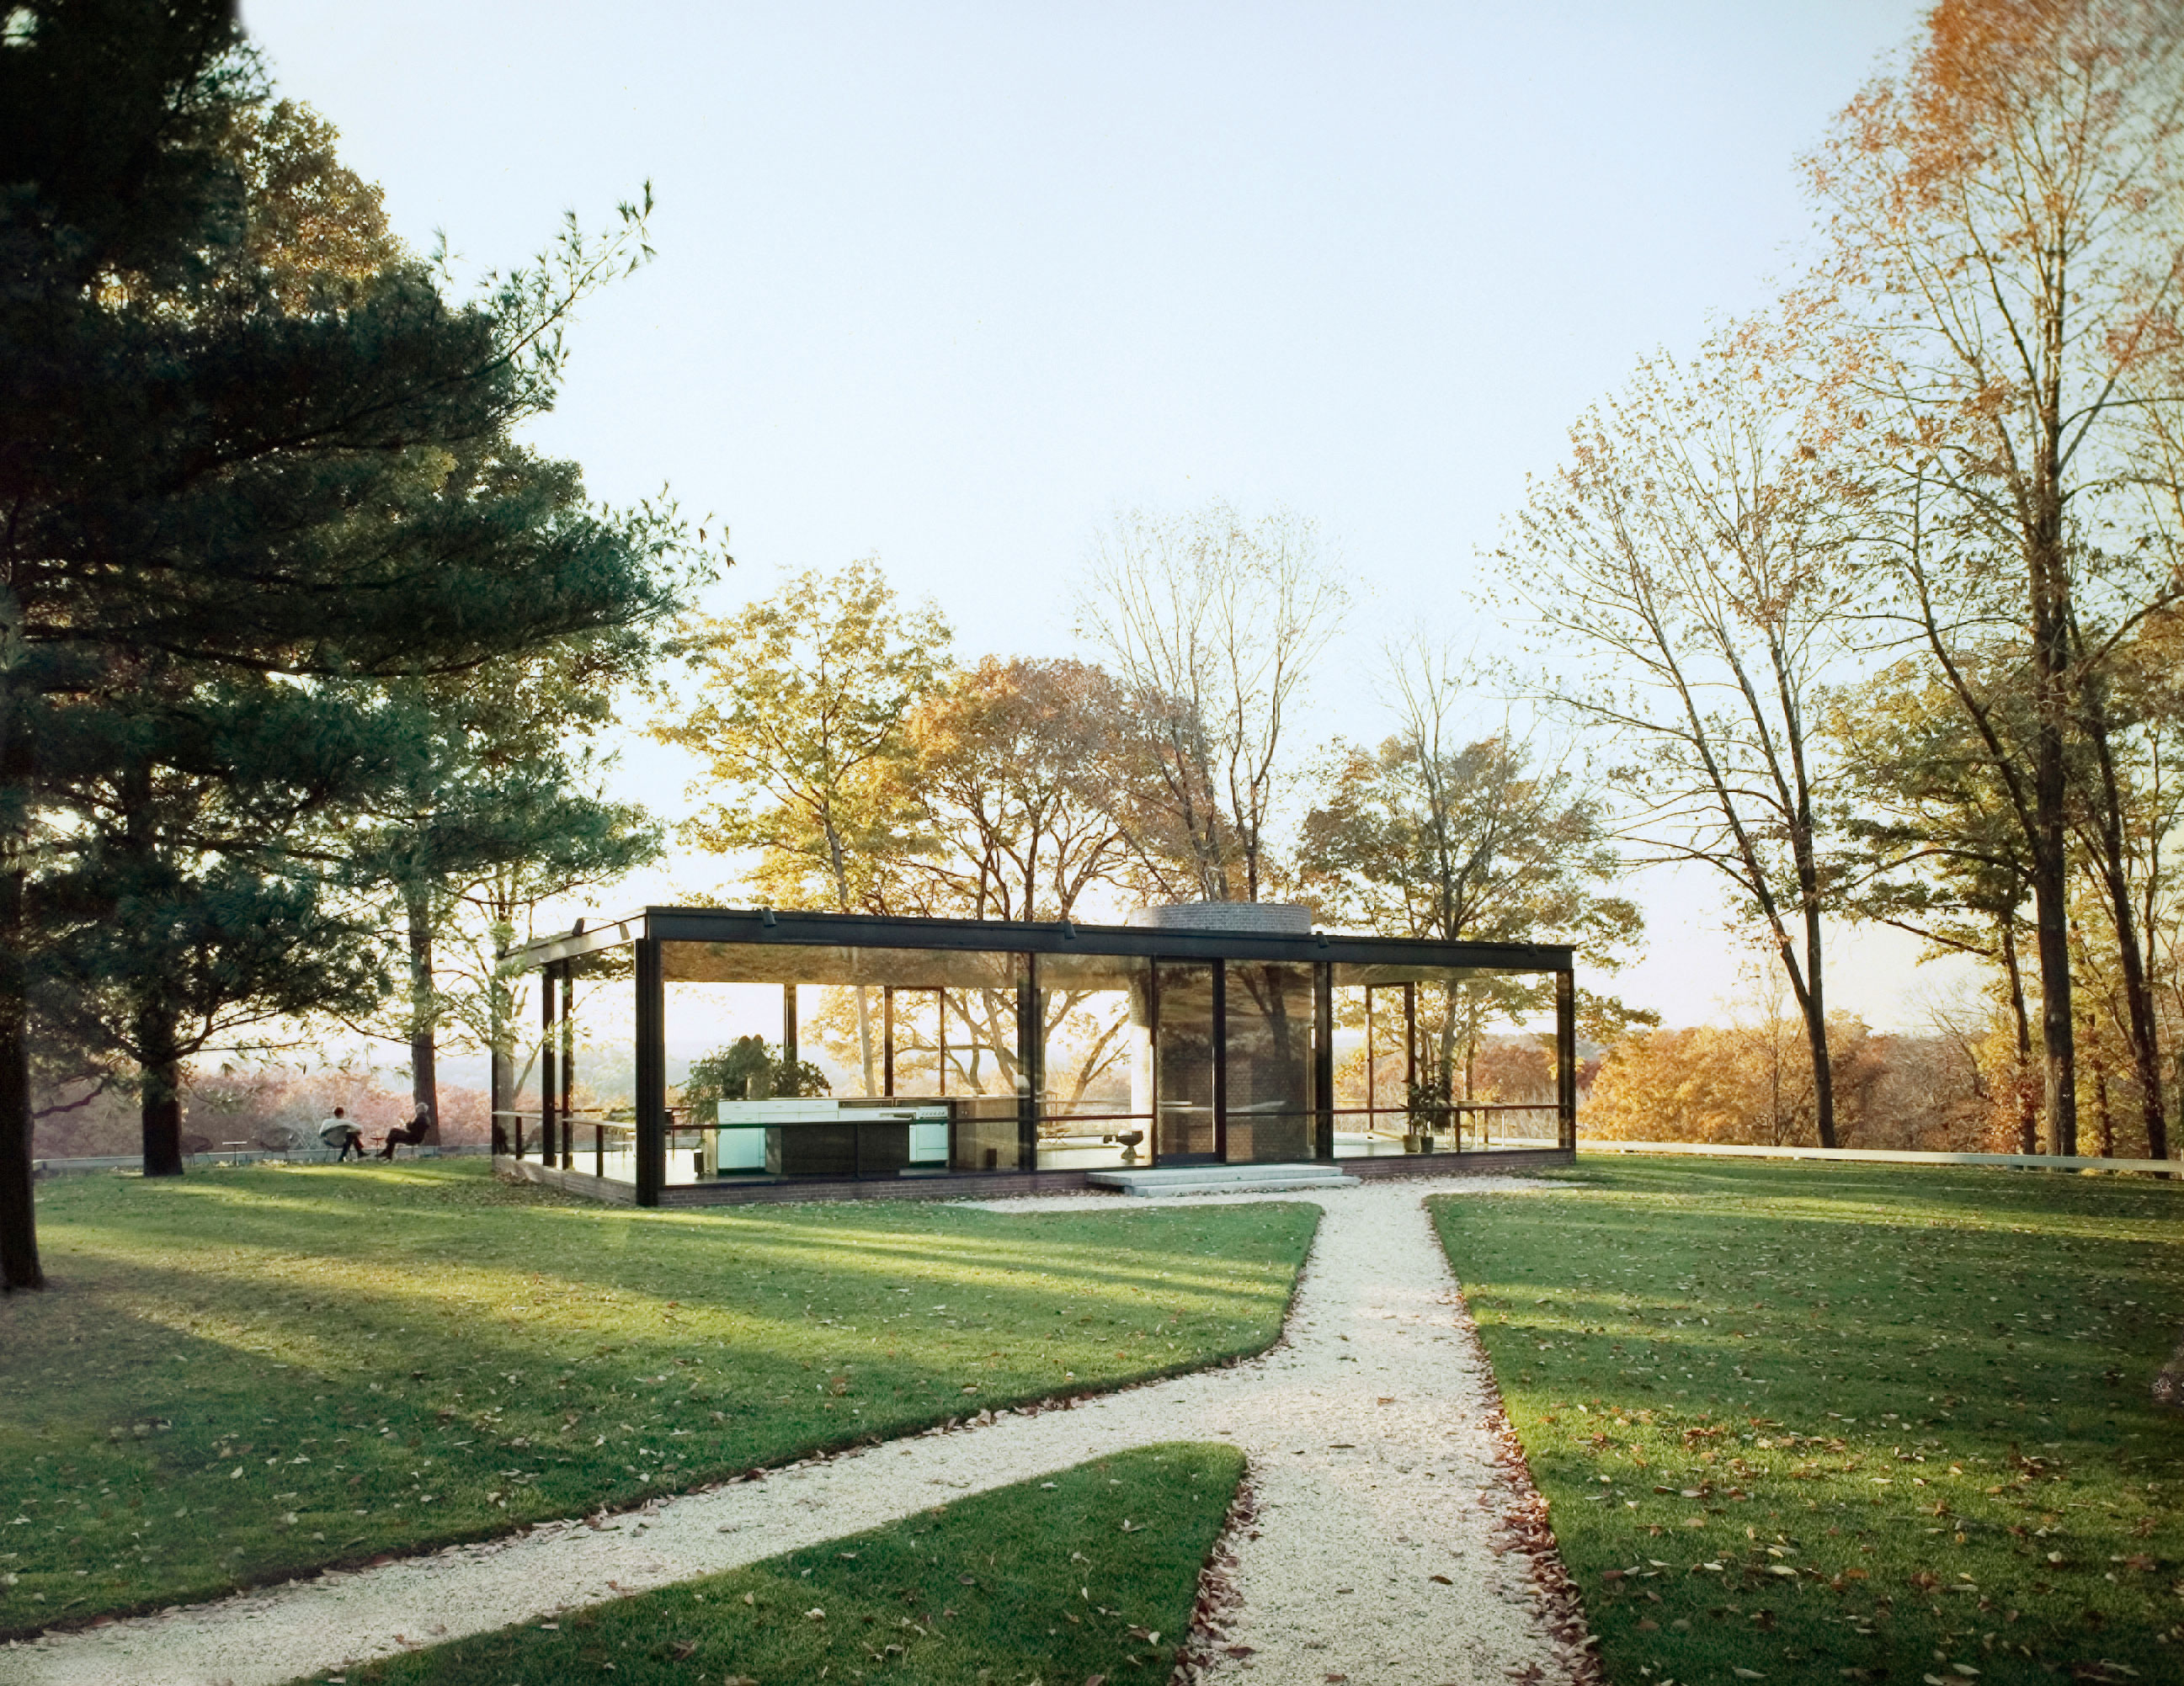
[864,657,1140,1101]
[1301,641,1649,1101]
[655,559,951,1089]
[1074,503,1346,904]
[1498,323,1856,1146]
[1811,0,2184,1155]
[888,656,1135,923]
[1583,1013,1916,1148]
[1830,657,2044,1150]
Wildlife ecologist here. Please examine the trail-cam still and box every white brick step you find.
[1087,1162,1360,1198]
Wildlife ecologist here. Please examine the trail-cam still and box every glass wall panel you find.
[1036,950,1147,1170]
[1225,961,1313,1163]
[496,967,541,1160]
[1329,963,1560,1156]
[564,946,637,1182]
[657,941,1028,1178]
[1152,961,1218,1162]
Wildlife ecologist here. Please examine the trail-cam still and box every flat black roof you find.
[503,906,1571,975]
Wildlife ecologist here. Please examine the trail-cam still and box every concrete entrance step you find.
[1087,1162,1361,1198]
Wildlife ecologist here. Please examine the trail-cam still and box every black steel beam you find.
[501,905,1573,976]
[1016,954,1041,1172]
[540,961,558,1167]
[1212,960,1228,1162]
[1313,960,1334,1162]
[634,936,666,1207]
[1556,968,1578,1151]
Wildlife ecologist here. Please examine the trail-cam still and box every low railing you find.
[491,1097,1570,1184]
[1582,1139,2178,1175]
[1334,1101,1560,1152]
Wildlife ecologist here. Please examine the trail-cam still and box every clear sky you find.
[238,0,1957,1032]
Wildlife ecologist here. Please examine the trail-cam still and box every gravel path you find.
[4,1173,1579,1686]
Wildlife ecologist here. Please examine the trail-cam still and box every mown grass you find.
[0,1161,1313,1635]
[1432,1160,2184,1686]
[296,1440,1244,1686]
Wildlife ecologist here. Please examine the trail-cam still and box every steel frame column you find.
[558,965,575,1169]
[1146,959,1164,1166]
[1555,967,1578,1151]
[781,984,798,1083]
[635,935,666,1206]
[490,981,507,1158]
[1211,959,1228,1162]
[1313,960,1334,1161]
[1402,981,1417,1102]
[540,962,558,1167]
[882,986,895,1097]
[1016,954,1042,1172]
[1364,987,1375,1131]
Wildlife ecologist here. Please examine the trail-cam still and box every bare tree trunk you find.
[0,838,43,1290]
[823,827,876,1092]
[1999,918,2038,1156]
[404,882,440,1145]
[138,1017,184,1179]
[2030,740,2077,1155]
[2079,683,2167,1159]
[1799,887,1837,1149]
[2085,1012,2113,1158]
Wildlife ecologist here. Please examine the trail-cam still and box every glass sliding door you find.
[1150,960,1219,1162]
[1225,960,1313,1163]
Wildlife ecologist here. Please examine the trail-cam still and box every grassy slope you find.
[1431,1160,2184,1686]
[299,1441,1244,1686]
[0,1162,1313,1633]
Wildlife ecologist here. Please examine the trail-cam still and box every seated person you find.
[377,1106,432,1160]
[317,1106,367,1162]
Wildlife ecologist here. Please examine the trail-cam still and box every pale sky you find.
[239,0,1958,1033]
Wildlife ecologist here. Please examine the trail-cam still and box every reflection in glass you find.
[1146,961,1217,1161]
[1225,961,1313,1163]
[1036,952,1143,1170]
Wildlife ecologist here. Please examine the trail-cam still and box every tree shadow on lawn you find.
[1,1162,1315,1635]
[1436,1164,2184,1684]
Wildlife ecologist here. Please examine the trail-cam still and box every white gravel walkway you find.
[3,1173,1578,1686]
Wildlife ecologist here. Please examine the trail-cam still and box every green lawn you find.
[1432,1160,2184,1686]
[0,1161,1314,1635]
[299,1441,1244,1686]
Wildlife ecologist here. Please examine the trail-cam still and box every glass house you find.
[493,905,1576,1205]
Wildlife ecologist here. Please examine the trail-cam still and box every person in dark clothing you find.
[378,1105,431,1160]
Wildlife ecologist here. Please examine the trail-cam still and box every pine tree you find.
[0,2,701,1288]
